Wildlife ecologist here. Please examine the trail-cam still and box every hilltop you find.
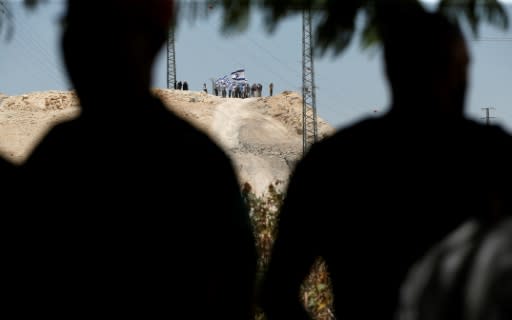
[0,89,334,195]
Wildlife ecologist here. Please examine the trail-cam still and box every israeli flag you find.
[231,69,246,81]
[215,75,232,87]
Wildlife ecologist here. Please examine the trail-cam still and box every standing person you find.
[221,82,227,98]
[269,82,273,96]
[244,81,250,98]
[182,81,189,90]
[22,1,257,319]
[261,7,512,320]
[203,82,208,93]
[177,80,182,90]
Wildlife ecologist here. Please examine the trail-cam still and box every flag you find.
[215,69,247,90]
[231,69,246,81]
[215,75,232,88]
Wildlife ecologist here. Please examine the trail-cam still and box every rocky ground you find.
[0,89,334,195]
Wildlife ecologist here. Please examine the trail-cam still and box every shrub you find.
[242,181,334,320]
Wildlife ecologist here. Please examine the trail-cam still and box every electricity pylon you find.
[302,9,318,155]
[167,27,176,89]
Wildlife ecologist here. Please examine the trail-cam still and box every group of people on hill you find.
[213,81,266,98]
[2,1,510,320]
[175,80,188,90]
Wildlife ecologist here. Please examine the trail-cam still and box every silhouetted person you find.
[0,156,27,311]
[182,81,189,90]
[396,217,512,320]
[177,80,182,90]
[251,83,257,97]
[269,82,273,96]
[21,1,256,319]
[261,8,512,320]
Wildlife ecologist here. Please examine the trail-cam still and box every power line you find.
[14,14,67,77]
[201,14,353,126]
[243,33,302,78]
[12,22,65,88]
[4,23,62,89]
[203,16,301,90]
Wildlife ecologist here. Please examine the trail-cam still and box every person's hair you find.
[65,0,173,54]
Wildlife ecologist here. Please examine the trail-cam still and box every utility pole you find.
[481,107,495,126]
[167,27,176,89]
[302,9,318,155]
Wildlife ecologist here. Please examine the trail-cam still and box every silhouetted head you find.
[380,8,469,118]
[62,0,174,106]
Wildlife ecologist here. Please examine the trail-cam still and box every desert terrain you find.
[0,89,334,195]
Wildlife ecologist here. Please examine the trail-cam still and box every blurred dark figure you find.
[396,217,512,320]
[1,156,22,305]
[21,0,257,319]
[251,84,256,97]
[183,81,189,90]
[262,7,512,320]
[177,80,182,90]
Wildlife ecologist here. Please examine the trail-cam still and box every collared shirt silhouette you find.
[262,8,512,320]
[20,1,257,319]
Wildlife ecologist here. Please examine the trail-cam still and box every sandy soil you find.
[0,89,334,195]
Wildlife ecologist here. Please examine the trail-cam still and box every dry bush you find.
[243,181,334,320]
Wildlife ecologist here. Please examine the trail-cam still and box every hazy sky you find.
[1,0,511,133]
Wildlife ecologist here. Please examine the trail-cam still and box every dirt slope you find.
[0,89,334,195]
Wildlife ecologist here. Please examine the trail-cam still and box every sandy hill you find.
[0,89,334,195]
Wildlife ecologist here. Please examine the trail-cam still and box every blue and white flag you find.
[215,75,231,87]
[231,69,246,81]
[215,69,248,90]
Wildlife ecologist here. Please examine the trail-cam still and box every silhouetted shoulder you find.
[311,116,512,159]
[460,119,512,171]
[150,97,241,180]
[465,119,512,144]
[281,117,381,218]
[302,117,383,163]
[22,96,245,221]
[26,96,235,170]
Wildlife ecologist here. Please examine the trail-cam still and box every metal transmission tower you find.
[167,27,176,89]
[302,9,318,155]
[481,107,496,126]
